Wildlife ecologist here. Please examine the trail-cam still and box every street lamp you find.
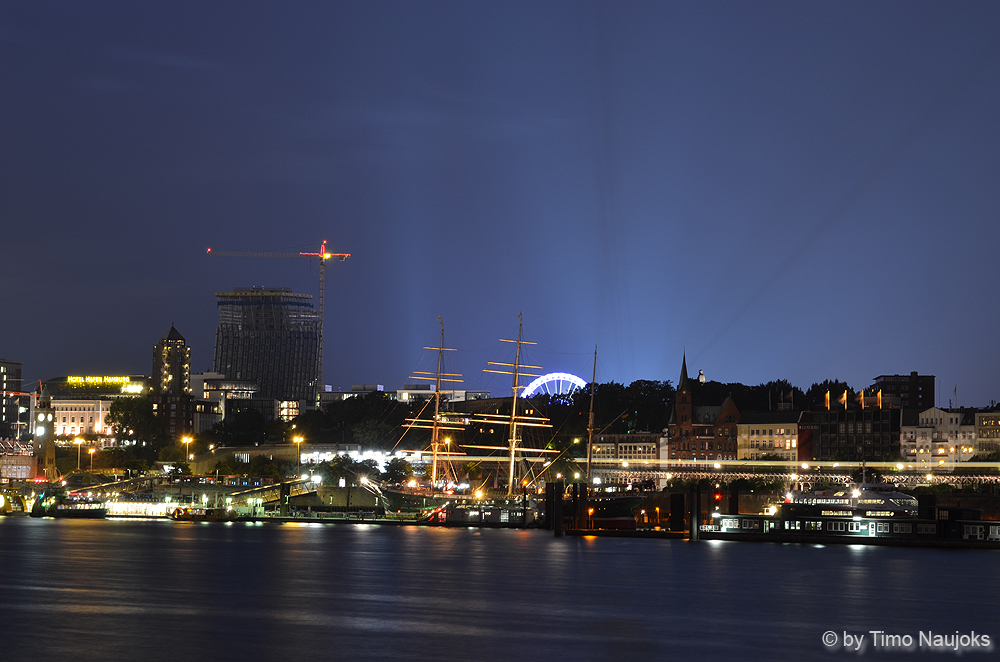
[182,436,193,462]
[73,438,83,471]
[89,447,96,471]
[294,436,304,473]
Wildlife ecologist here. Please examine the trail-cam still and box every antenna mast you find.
[586,345,597,484]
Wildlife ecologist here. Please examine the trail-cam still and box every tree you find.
[383,457,413,485]
[624,380,676,431]
[92,448,131,470]
[804,380,855,411]
[213,459,235,476]
[106,397,159,445]
[168,462,191,476]
[315,455,358,484]
[211,407,267,446]
[351,419,393,447]
[248,455,283,480]
[356,458,382,482]
[299,392,420,449]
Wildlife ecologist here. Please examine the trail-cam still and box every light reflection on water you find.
[1,518,998,661]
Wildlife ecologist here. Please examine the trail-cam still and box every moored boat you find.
[169,506,237,522]
[423,497,541,527]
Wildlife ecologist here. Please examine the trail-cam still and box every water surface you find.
[1,518,996,660]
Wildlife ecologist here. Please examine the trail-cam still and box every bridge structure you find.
[66,474,174,496]
[227,478,320,506]
[0,487,28,513]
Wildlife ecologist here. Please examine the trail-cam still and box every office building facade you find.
[811,407,904,461]
[1,359,23,438]
[871,372,935,410]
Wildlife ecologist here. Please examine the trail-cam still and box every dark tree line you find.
[294,392,425,450]
[92,372,871,477]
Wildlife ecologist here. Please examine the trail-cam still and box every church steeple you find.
[678,352,690,391]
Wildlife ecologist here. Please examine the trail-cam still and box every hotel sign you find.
[67,376,133,385]
[64,376,145,394]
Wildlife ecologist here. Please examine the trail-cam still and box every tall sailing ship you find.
[396,315,556,526]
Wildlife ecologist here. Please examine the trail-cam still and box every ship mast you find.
[484,314,542,496]
[506,319,524,496]
[431,318,445,486]
[405,316,463,492]
[586,345,597,484]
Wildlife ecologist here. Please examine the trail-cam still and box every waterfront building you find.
[187,442,365,475]
[213,287,320,403]
[736,412,802,461]
[150,325,194,439]
[38,375,149,438]
[320,383,490,405]
[52,400,113,437]
[395,384,490,404]
[191,372,258,402]
[810,407,905,461]
[592,433,662,463]
[1,358,23,439]
[976,411,1000,455]
[0,439,34,480]
[192,400,223,434]
[900,407,977,468]
[871,372,935,410]
[593,432,665,485]
[188,371,257,432]
[666,355,740,464]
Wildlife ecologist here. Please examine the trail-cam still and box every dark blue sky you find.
[2,2,998,405]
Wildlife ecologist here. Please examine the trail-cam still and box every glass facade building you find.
[213,287,320,401]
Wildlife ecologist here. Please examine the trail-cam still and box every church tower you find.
[674,353,693,453]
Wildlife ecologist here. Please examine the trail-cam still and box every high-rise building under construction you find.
[213,287,320,402]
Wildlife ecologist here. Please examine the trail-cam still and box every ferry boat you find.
[705,509,998,543]
[783,483,918,519]
[30,492,108,518]
[700,485,994,544]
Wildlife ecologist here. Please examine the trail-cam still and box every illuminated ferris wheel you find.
[520,372,587,398]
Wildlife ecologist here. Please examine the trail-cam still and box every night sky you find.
[3,2,998,406]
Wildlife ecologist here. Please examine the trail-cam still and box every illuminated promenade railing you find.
[587,458,1000,485]
[107,501,173,517]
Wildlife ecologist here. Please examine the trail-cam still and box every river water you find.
[1,517,997,661]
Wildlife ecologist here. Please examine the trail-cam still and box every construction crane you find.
[206,241,351,403]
